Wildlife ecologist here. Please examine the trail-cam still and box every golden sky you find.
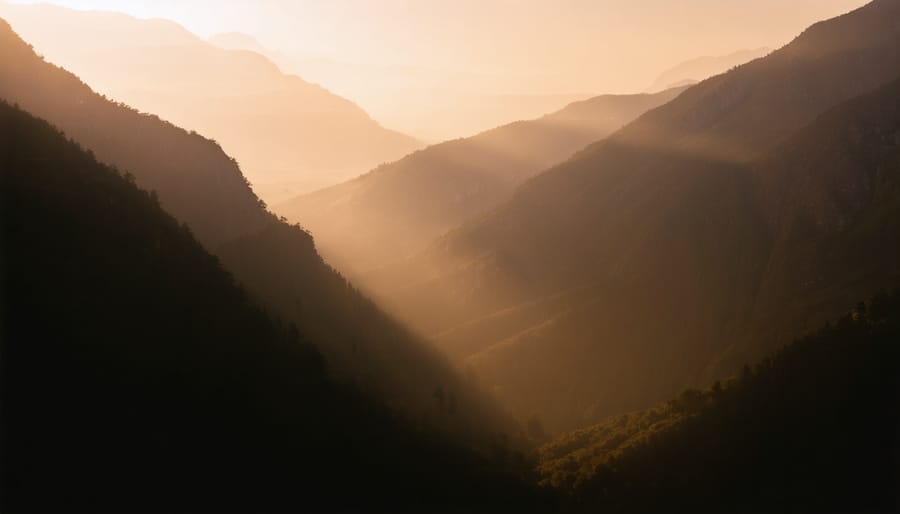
[8,0,868,92]
[5,0,872,140]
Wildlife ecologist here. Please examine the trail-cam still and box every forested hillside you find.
[0,100,544,513]
[0,18,516,445]
[539,290,900,513]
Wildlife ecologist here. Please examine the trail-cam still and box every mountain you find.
[0,100,545,513]
[368,0,900,433]
[277,86,689,275]
[646,47,770,92]
[539,291,900,513]
[0,1,421,203]
[0,17,516,446]
[206,30,599,143]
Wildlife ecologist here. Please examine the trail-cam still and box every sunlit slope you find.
[0,18,517,444]
[0,101,543,513]
[539,290,900,513]
[277,86,689,275]
[0,1,421,202]
[372,0,900,432]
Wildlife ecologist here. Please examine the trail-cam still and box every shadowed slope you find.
[0,17,268,247]
[0,101,545,513]
[0,18,517,446]
[539,291,900,513]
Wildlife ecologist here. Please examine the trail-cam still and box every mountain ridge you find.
[277,85,690,276]
[366,0,900,432]
[0,2,422,202]
[646,47,770,93]
[0,17,518,446]
[0,99,543,513]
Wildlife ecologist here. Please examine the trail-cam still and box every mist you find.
[1,1,897,513]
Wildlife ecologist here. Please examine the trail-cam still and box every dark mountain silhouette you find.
[0,1,421,202]
[0,100,545,513]
[277,86,689,275]
[369,0,900,432]
[539,290,900,513]
[646,47,770,93]
[0,18,516,446]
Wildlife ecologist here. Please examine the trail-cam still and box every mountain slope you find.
[0,100,545,513]
[0,16,268,248]
[371,0,900,432]
[277,86,689,275]
[0,18,514,445]
[539,291,900,513]
[646,47,770,92]
[0,1,421,202]
[732,72,900,367]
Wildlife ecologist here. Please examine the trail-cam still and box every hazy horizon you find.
[5,0,869,140]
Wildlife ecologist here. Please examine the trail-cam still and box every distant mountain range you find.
[365,0,900,433]
[209,31,269,54]
[646,47,771,92]
[276,85,690,276]
[0,1,422,203]
[206,29,596,143]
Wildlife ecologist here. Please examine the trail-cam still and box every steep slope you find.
[0,16,268,248]
[277,86,689,275]
[373,0,900,432]
[646,47,770,92]
[732,73,900,367]
[0,101,546,513]
[0,1,421,202]
[539,291,900,513]
[0,18,514,445]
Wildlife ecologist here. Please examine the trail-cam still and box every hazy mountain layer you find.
[369,0,900,432]
[0,1,421,203]
[646,47,770,92]
[277,86,689,275]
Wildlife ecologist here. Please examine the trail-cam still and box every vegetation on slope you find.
[540,290,900,513]
[0,16,516,445]
[0,100,545,513]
